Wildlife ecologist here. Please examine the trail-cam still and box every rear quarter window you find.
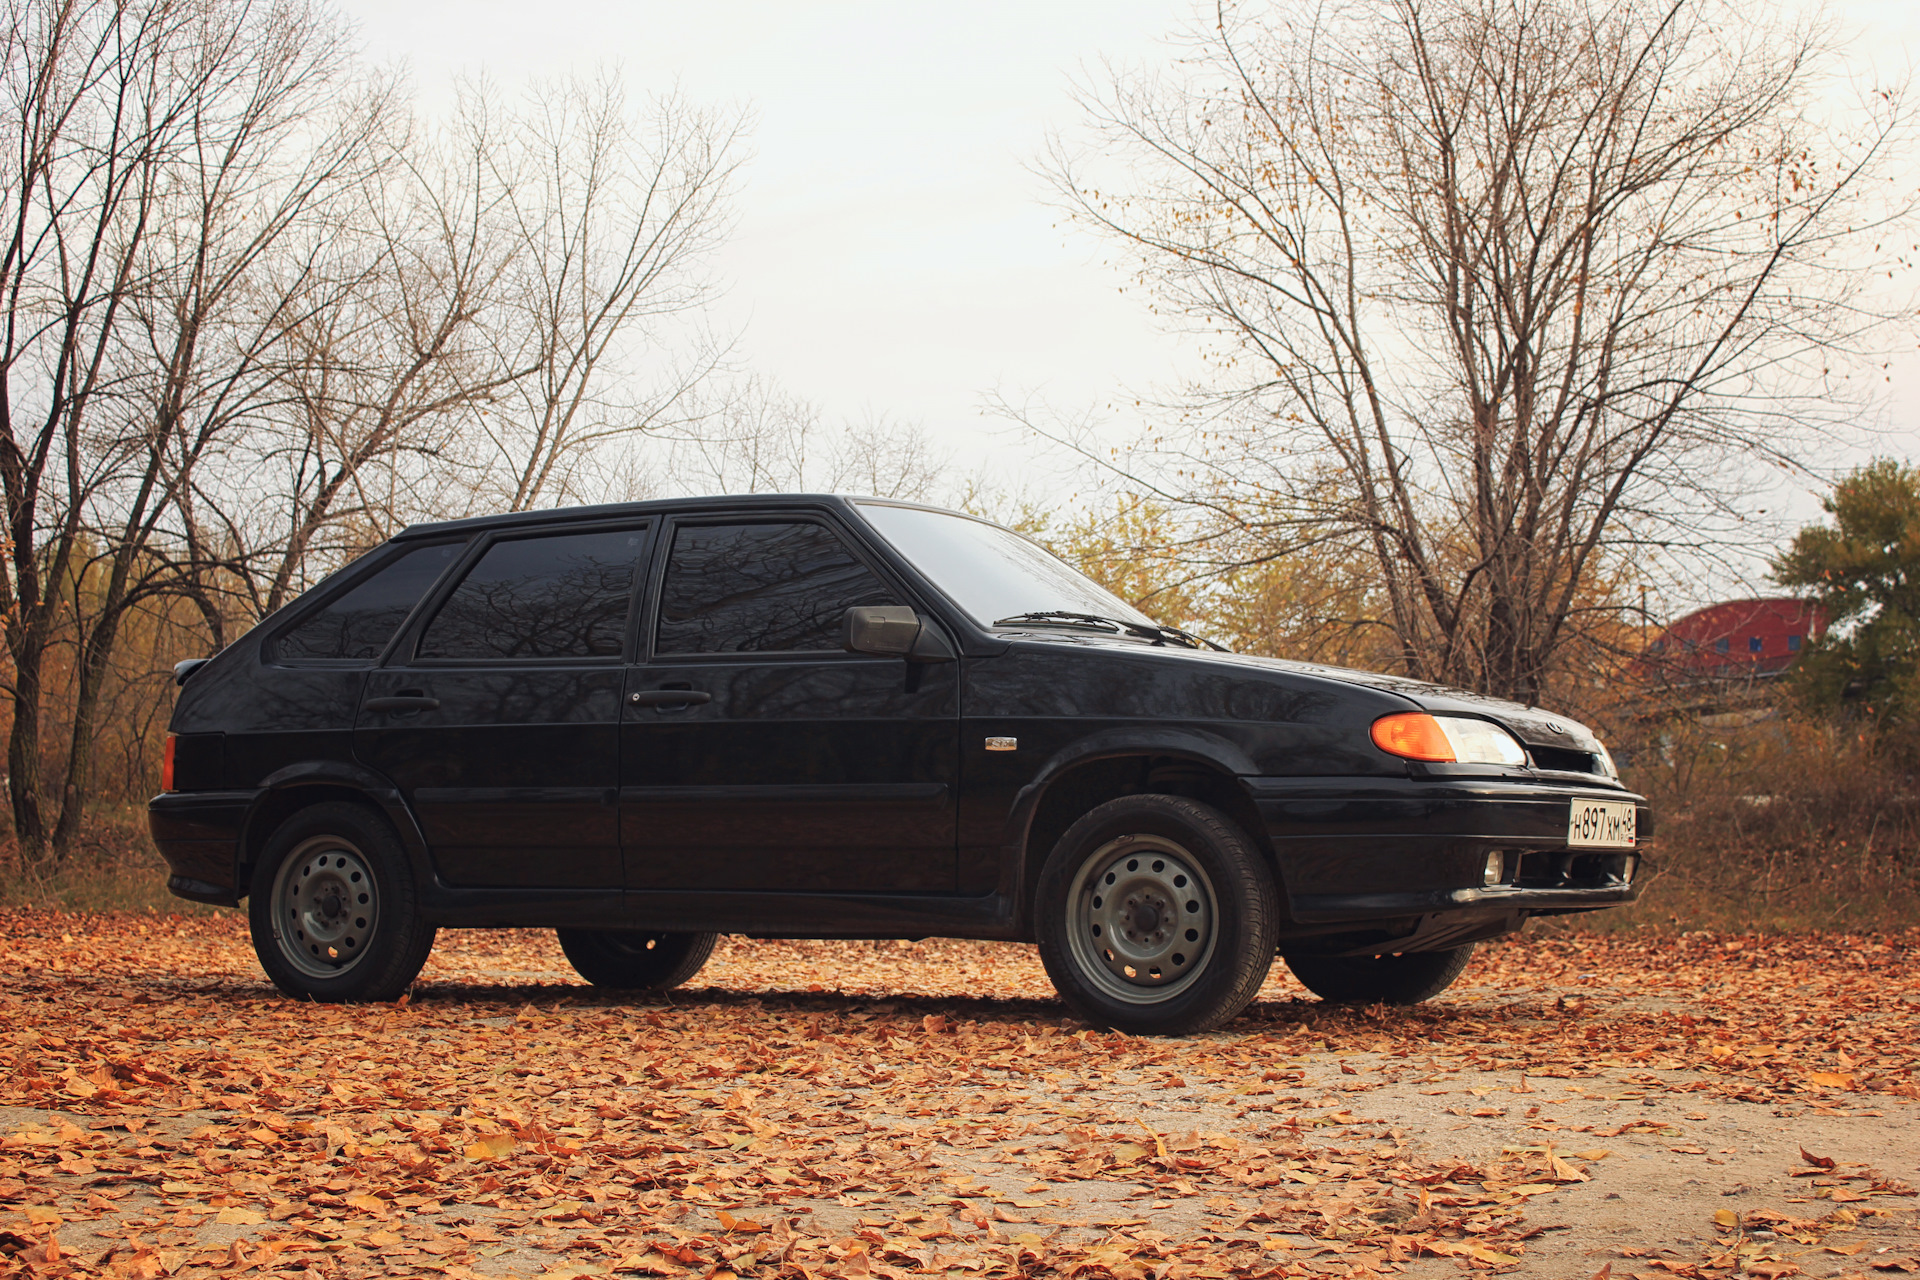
[274,542,465,661]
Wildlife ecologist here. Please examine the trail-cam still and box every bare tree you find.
[0,0,385,861]
[468,74,747,512]
[1042,0,1914,702]
[663,375,948,500]
[226,71,751,612]
[0,8,759,864]
[234,92,526,619]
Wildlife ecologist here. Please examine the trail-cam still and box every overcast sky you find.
[340,0,1920,582]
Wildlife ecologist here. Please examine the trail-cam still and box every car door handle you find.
[365,695,441,713]
[629,689,711,707]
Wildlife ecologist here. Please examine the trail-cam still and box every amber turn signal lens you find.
[162,733,176,792]
[1370,712,1456,762]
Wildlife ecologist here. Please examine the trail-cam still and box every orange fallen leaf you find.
[464,1132,515,1160]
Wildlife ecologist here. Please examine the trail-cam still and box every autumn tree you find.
[1774,458,1920,729]
[1040,0,1914,703]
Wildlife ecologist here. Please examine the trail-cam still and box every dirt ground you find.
[0,912,1915,1279]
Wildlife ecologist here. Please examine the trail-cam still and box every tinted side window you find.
[276,542,464,661]
[419,528,648,661]
[656,521,898,654]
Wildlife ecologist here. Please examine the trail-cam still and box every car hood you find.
[1002,631,1606,752]
[1233,656,1607,752]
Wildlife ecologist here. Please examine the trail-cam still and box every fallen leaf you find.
[464,1132,516,1160]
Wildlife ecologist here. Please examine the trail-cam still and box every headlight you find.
[1371,712,1528,766]
[1594,741,1620,778]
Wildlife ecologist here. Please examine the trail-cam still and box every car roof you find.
[393,493,968,540]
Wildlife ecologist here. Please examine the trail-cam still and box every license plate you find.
[1567,799,1636,848]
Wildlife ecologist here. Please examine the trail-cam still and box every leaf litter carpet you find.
[1,913,1916,1279]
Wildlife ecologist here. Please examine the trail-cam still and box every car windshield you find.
[855,502,1158,631]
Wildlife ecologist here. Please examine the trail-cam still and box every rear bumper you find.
[1246,775,1647,929]
[148,789,260,907]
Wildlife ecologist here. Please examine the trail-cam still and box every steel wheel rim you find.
[1065,834,1217,1005]
[271,835,379,980]
[604,932,671,959]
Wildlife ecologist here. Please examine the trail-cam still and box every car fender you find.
[239,760,433,892]
[1003,725,1266,911]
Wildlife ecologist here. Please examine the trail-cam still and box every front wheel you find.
[1283,944,1476,1005]
[556,929,717,992]
[1036,794,1279,1035]
[248,802,437,1001]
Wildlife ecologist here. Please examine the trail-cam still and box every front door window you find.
[623,517,958,893]
[655,521,898,655]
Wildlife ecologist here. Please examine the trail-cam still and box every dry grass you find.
[1609,710,1920,932]
[0,801,213,913]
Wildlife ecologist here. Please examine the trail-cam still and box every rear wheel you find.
[1283,944,1476,1005]
[1036,794,1278,1035]
[556,929,717,992]
[248,802,436,1002]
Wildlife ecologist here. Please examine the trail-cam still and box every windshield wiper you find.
[990,610,1227,652]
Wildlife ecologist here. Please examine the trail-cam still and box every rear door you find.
[233,540,468,788]
[354,523,651,889]
[620,515,959,893]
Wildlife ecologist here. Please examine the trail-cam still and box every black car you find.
[150,495,1645,1034]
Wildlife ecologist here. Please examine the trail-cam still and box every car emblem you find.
[985,737,1017,752]
[1547,722,1569,736]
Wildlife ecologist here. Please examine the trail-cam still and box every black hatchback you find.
[150,495,1646,1034]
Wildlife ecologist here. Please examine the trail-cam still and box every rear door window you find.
[655,521,898,654]
[418,527,649,661]
[275,541,465,661]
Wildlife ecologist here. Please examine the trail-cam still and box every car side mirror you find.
[841,606,954,663]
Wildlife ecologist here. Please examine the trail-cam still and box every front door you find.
[621,516,959,893]
[355,524,651,889]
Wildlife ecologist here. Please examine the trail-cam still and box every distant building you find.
[1642,597,1826,683]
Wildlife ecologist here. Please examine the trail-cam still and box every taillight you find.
[162,734,177,791]
[1370,712,1456,762]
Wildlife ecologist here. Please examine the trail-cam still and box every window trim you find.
[642,512,926,663]
[268,537,472,667]
[397,520,657,667]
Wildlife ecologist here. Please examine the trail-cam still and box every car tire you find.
[556,929,718,992]
[248,802,437,1002]
[1036,794,1279,1035]
[1283,944,1476,1005]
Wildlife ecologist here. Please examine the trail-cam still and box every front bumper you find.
[1246,775,1648,926]
[148,789,259,906]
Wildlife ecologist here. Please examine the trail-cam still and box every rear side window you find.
[276,542,464,661]
[656,521,898,654]
[418,527,648,661]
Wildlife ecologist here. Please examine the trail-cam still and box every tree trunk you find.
[6,624,49,864]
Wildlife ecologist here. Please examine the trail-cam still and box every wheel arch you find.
[238,764,430,899]
[1009,733,1284,934]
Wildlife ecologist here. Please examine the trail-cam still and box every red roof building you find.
[1643,597,1826,681]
